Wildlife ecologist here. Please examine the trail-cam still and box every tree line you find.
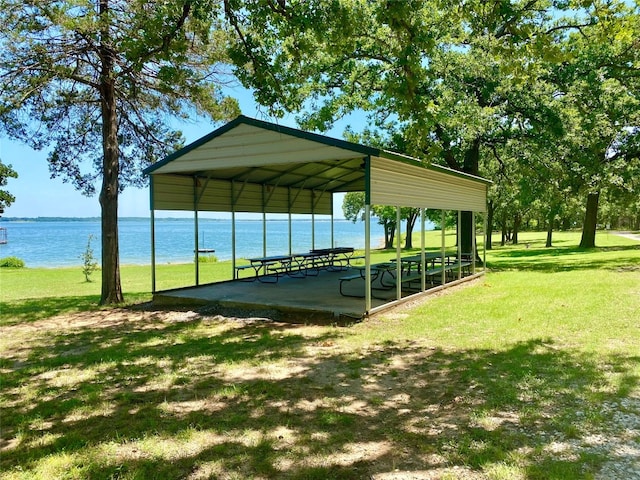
[1,0,638,304]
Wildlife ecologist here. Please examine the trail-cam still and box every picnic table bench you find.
[235,255,293,283]
[389,261,472,288]
[235,247,360,283]
[339,262,397,297]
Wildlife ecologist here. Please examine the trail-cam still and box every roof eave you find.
[378,149,493,185]
[143,115,381,176]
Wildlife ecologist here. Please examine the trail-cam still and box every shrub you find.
[0,256,25,268]
[198,254,218,263]
[80,235,99,282]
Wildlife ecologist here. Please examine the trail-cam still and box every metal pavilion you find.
[143,115,491,318]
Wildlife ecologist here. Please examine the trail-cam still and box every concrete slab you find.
[152,267,483,324]
[152,268,396,323]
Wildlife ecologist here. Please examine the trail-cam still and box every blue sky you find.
[0,87,359,218]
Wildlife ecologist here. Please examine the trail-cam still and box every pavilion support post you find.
[194,209,200,286]
[288,213,293,255]
[483,214,488,272]
[331,193,335,247]
[262,211,267,257]
[365,204,372,313]
[288,188,293,255]
[231,181,237,279]
[262,184,267,257]
[441,210,446,285]
[312,212,316,251]
[193,175,200,287]
[420,208,426,292]
[457,210,462,280]
[150,208,156,293]
[472,212,476,274]
[232,210,236,276]
[396,206,402,300]
[364,155,372,313]
[331,214,335,248]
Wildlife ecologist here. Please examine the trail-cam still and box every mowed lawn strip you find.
[0,231,639,479]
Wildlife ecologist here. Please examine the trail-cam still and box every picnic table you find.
[309,247,360,271]
[235,247,360,283]
[390,253,472,289]
[339,262,397,297]
[240,255,293,283]
[391,252,450,273]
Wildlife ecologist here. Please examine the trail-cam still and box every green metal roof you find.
[144,115,490,214]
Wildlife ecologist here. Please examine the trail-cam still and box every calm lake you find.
[0,217,388,268]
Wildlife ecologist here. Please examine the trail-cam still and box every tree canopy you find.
[0,160,17,214]
[228,0,640,244]
[0,0,240,303]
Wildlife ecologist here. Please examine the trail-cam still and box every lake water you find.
[0,217,387,268]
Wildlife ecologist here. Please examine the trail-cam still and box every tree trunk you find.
[98,0,123,305]
[459,138,480,256]
[545,205,557,248]
[579,191,600,248]
[404,210,417,249]
[460,211,474,254]
[486,199,494,250]
[512,213,521,245]
[384,220,395,249]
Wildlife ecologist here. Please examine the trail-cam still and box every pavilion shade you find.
[151,174,332,214]
[146,117,490,216]
[151,122,366,173]
[370,157,487,212]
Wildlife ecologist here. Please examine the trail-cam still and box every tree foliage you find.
[1,0,238,194]
[551,1,640,246]
[0,0,240,303]
[225,1,571,251]
[342,192,396,249]
[0,160,17,213]
[228,0,640,246]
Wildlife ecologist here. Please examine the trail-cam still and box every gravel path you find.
[612,231,640,242]
[592,231,640,478]
[590,397,640,479]
[592,231,640,477]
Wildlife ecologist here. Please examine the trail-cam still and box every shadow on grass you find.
[488,244,640,273]
[2,312,638,479]
[0,293,151,327]
[0,296,102,327]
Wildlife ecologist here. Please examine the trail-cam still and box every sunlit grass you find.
[0,230,639,479]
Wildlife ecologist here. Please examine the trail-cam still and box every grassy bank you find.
[1,231,639,479]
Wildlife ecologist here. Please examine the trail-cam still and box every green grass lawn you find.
[1,230,639,479]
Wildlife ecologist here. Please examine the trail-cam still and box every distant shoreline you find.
[0,216,352,223]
